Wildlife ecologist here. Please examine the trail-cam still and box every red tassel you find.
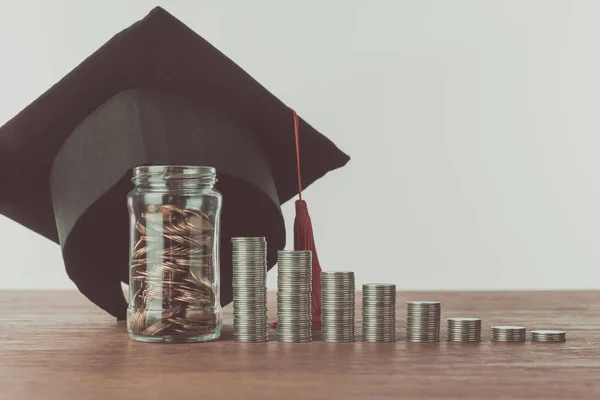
[269,108,322,330]
[294,199,322,330]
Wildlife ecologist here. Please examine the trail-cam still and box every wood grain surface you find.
[0,290,599,400]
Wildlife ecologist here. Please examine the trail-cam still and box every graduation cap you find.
[0,7,349,321]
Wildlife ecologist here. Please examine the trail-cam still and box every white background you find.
[1,0,600,291]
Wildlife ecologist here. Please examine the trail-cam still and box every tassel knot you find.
[295,200,308,215]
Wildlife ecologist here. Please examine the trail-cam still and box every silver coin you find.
[407,300,441,305]
[531,329,565,335]
[321,271,354,276]
[232,239,270,343]
[491,326,526,342]
[492,326,526,331]
[531,330,566,342]
[446,318,481,341]
[321,304,355,309]
[318,270,355,342]
[321,338,355,343]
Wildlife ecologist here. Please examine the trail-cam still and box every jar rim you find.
[131,165,217,185]
[133,165,216,176]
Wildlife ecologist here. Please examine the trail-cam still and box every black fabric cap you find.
[0,7,349,320]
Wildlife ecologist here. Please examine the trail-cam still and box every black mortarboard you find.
[0,7,349,320]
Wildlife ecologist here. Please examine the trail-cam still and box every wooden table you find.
[1,291,599,399]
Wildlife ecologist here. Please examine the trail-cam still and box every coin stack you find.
[447,318,482,342]
[321,271,356,342]
[491,326,526,342]
[531,330,566,342]
[362,283,396,342]
[231,237,268,342]
[405,301,441,342]
[277,250,312,342]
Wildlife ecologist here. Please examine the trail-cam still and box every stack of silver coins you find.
[321,271,356,342]
[277,250,312,342]
[531,330,566,342]
[447,318,482,342]
[231,237,268,342]
[491,326,526,342]
[405,301,441,342]
[362,283,396,342]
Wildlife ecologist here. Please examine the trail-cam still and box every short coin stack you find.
[405,301,441,342]
[321,271,356,342]
[531,330,566,342]
[362,283,396,342]
[231,237,268,342]
[447,318,482,342]
[491,326,526,342]
[277,250,312,342]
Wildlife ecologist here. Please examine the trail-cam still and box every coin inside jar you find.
[128,198,220,343]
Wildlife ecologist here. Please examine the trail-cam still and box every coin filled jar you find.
[127,165,222,343]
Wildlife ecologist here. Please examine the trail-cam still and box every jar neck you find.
[132,165,217,190]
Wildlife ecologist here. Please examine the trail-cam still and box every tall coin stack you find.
[277,250,312,342]
[405,301,441,342]
[232,237,268,342]
[447,318,482,342]
[491,326,526,342]
[321,271,356,342]
[362,283,396,342]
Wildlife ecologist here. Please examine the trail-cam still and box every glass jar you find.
[127,165,222,343]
